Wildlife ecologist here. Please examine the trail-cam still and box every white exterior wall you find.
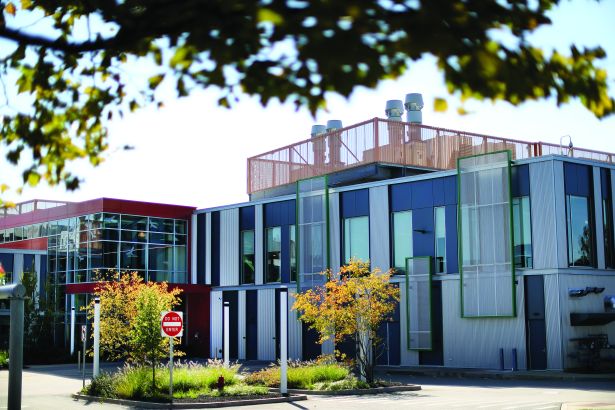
[191,214,198,284]
[210,290,223,358]
[442,278,527,369]
[543,273,564,370]
[238,290,246,360]
[530,161,559,269]
[205,212,212,284]
[369,186,390,273]
[219,209,239,286]
[257,288,276,360]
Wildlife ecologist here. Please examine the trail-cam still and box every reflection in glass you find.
[343,216,369,264]
[290,225,297,282]
[512,197,533,268]
[241,230,255,284]
[567,195,594,267]
[266,227,281,282]
[392,211,412,274]
[434,207,446,273]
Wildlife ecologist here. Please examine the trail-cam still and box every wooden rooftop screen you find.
[247,117,614,194]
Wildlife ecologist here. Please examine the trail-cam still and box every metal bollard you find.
[0,284,26,410]
[78,351,81,370]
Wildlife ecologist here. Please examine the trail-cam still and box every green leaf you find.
[257,8,283,25]
[434,97,448,112]
[148,74,165,90]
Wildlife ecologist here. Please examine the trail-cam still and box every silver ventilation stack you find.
[311,125,327,138]
[385,100,404,121]
[326,120,343,132]
[405,93,424,124]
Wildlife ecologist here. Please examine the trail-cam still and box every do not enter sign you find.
[161,311,183,338]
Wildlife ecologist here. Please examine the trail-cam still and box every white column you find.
[70,302,76,356]
[280,288,288,395]
[93,297,100,377]
[223,301,230,367]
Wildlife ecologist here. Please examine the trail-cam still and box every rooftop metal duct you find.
[326,120,343,132]
[405,93,424,124]
[385,100,404,121]
[311,124,327,138]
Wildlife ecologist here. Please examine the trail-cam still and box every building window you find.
[566,195,594,267]
[434,207,446,273]
[512,197,533,268]
[290,225,297,282]
[240,230,255,284]
[392,211,412,274]
[266,227,281,282]
[604,197,614,268]
[343,216,369,264]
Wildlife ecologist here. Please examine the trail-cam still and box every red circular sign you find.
[161,311,183,337]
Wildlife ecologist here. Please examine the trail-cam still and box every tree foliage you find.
[292,259,400,384]
[20,269,54,353]
[0,1,612,201]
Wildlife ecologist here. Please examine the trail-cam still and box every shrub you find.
[84,372,118,399]
[0,350,8,368]
[245,362,349,389]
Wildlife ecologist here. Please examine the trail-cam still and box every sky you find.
[3,0,615,210]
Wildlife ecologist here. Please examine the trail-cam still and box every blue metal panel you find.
[444,176,457,205]
[223,291,239,359]
[341,189,369,218]
[197,213,206,285]
[390,182,412,212]
[23,254,35,272]
[302,322,321,360]
[211,211,220,286]
[413,207,434,257]
[246,290,258,360]
[511,164,530,197]
[239,206,255,230]
[445,204,458,274]
[411,180,433,209]
[432,178,446,206]
[601,168,611,199]
[564,162,592,197]
[0,253,13,277]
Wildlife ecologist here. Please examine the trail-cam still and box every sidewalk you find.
[382,365,615,382]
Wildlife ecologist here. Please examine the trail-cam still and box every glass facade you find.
[290,225,297,282]
[241,230,255,284]
[434,207,446,273]
[566,195,594,267]
[266,227,281,282]
[392,211,412,274]
[512,196,533,268]
[343,216,369,264]
[602,169,615,269]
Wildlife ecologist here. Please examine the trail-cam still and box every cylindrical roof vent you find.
[311,124,327,138]
[405,93,424,124]
[326,120,343,132]
[385,100,404,121]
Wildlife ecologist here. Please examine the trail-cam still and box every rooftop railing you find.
[247,117,615,194]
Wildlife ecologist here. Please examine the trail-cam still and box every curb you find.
[385,369,615,382]
[72,393,308,408]
[269,385,421,396]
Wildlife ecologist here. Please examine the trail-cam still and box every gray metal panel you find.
[191,214,198,284]
[210,291,223,358]
[238,290,246,360]
[369,185,390,273]
[543,274,563,370]
[257,288,276,360]
[442,279,527,369]
[329,192,341,274]
[288,290,303,360]
[399,279,419,365]
[219,208,239,286]
[529,161,557,269]
[553,161,568,268]
[206,212,212,285]
[255,205,264,285]
[13,253,23,284]
[594,167,605,269]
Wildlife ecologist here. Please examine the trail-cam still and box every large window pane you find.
[174,246,186,272]
[567,195,594,267]
[513,196,533,268]
[392,211,412,274]
[266,227,281,283]
[241,230,255,284]
[290,225,297,282]
[121,243,146,270]
[121,215,147,231]
[121,230,147,243]
[343,216,369,264]
[434,207,446,273]
[149,218,174,233]
[149,244,174,271]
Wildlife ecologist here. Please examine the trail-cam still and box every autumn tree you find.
[293,259,400,384]
[0,1,613,203]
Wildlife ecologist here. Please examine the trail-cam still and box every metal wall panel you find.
[288,290,303,360]
[219,208,240,286]
[369,185,390,273]
[257,288,276,360]
[191,214,198,284]
[441,279,527,369]
[238,290,246,360]
[553,161,569,268]
[399,279,419,365]
[529,161,558,269]
[255,205,264,285]
[557,273,615,369]
[205,212,212,285]
[210,290,223,359]
[13,253,23,284]
[329,192,341,274]
[594,167,606,269]
[543,274,563,369]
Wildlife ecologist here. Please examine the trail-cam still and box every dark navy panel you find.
[413,208,435,258]
[601,168,612,199]
[197,214,206,285]
[411,180,434,209]
[264,200,296,227]
[511,164,530,197]
[223,291,239,359]
[419,281,444,365]
[390,183,412,212]
[23,254,35,272]
[525,275,545,320]
[281,226,291,283]
[445,205,458,274]
[377,285,400,365]
[211,211,220,287]
[239,206,255,230]
[0,253,13,276]
[275,289,281,359]
[444,176,457,205]
[246,290,258,360]
[302,322,321,360]
[432,178,446,207]
[524,276,547,370]
[564,162,592,197]
[341,189,369,218]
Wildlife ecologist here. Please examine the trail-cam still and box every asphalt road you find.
[1,364,614,409]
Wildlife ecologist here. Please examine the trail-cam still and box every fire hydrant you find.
[217,375,225,392]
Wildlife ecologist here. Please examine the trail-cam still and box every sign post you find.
[161,311,183,400]
[81,324,87,388]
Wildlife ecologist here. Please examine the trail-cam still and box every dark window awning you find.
[570,312,615,326]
